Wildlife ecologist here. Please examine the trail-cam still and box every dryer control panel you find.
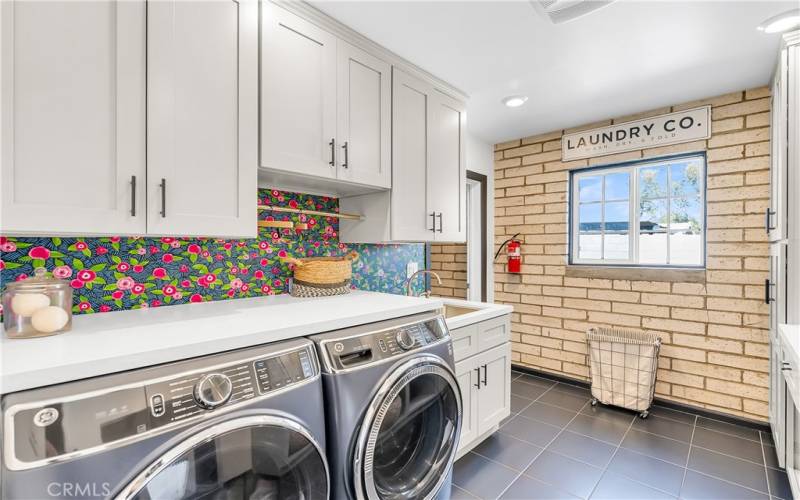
[323,315,449,371]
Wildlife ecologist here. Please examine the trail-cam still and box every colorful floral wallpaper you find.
[0,189,426,316]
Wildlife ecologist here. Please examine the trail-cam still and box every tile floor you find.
[452,370,792,500]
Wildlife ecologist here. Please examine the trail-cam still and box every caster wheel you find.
[590,399,598,406]
[639,411,649,419]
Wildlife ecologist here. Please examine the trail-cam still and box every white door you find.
[429,90,466,243]
[1,0,146,236]
[769,53,787,243]
[455,360,479,452]
[147,0,257,238]
[336,41,391,188]
[260,2,336,179]
[476,344,512,434]
[391,68,435,241]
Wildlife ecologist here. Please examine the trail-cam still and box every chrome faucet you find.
[405,270,442,297]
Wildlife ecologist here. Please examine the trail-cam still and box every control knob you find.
[395,329,415,350]
[194,373,233,410]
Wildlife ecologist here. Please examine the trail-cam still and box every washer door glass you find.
[120,416,328,500]
[361,361,461,500]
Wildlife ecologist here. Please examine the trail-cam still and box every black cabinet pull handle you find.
[474,368,481,389]
[765,278,775,304]
[437,213,443,233]
[482,364,488,386]
[160,178,167,218]
[765,208,776,233]
[130,175,137,217]
[329,139,335,166]
[430,212,437,233]
[341,142,349,168]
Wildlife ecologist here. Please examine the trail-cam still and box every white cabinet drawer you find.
[476,316,510,353]
[451,324,479,362]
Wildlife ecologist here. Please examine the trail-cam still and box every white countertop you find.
[439,297,514,329]
[0,291,442,395]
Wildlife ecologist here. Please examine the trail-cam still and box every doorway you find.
[466,171,487,302]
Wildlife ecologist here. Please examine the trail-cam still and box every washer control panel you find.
[325,315,449,371]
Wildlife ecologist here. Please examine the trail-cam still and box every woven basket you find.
[284,251,359,297]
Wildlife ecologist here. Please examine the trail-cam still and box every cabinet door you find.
[260,2,336,179]
[771,332,787,468]
[429,90,466,242]
[1,0,146,236]
[147,0,257,238]
[476,344,512,435]
[769,244,787,334]
[391,68,435,241]
[455,360,479,451]
[336,41,391,188]
[769,51,788,243]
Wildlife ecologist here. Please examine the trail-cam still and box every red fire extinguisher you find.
[495,233,521,273]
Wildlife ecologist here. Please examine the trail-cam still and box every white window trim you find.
[569,154,706,268]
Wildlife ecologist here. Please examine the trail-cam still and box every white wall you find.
[466,131,495,302]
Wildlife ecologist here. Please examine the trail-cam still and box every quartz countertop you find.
[0,291,443,394]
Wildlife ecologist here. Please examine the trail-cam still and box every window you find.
[569,153,705,267]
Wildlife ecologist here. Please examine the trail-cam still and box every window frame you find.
[568,152,707,269]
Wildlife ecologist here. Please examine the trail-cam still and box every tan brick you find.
[643,317,705,335]
[670,386,742,410]
[521,130,562,145]
[630,281,671,293]
[707,127,769,148]
[706,379,768,401]
[641,293,705,309]
[562,298,611,312]
[746,112,770,129]
[504,143,544,158]
[744,87,770,100]
[745,141,770,157]
[661,344,706,362]
[657,369,705,388]
[587,289,640,303]
[708,352,768,372]
[612,302,670,318]
[707,297,768,314]
[711,117,744,133]
[672,333,742,354]
[495,139,521,151]
[712,98,770,120]
[672,359,740,381]
[707,145,744,162]
[587,311,641,328]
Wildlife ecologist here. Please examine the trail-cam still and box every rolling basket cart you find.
[586,327,662,419]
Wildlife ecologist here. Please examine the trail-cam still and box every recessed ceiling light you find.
[757,9,800,34]
[502,95,528,108]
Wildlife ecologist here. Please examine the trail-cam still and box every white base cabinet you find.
[452,315,511,457]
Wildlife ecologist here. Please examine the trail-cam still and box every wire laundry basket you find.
[586,327,661,418]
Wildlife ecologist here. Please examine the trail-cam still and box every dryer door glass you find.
[119,416,328,500]
[360,361,461,500]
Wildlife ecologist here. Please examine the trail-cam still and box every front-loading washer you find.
[309,311,461,500]
[1,338,329,500]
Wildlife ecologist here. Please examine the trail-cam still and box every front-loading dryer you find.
[1,338,329,500]
[309,311,461,500]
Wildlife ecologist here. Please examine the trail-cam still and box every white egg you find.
[31,306,69,334]
[11,293,50,317]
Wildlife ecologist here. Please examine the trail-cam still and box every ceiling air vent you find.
[530,0,617,24]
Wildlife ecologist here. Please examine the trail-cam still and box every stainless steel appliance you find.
[309,311,461,500]
[1,338,329,500]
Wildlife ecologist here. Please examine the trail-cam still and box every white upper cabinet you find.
[260,2,337,180]
[336,40,391,188]
[429,90,466,242]
[769,48,788,243]
[1,0,147,236]
[147,0,257,238]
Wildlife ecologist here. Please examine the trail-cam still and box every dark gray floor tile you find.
[452,484,479,499]
[696,416,762,442]
[524,450,604,499]
[581,402,637,426]
[632,414,694,442]
[590,471,676,500]
[511,371,524,380]
[547,430,616,468]
[517,373,557,389]
[767,467,792,500]
[764,444,781,470]
[552,382,591,397]
[566,414,631,445]
[620,429,690,466]
[521,401,578,428]
[511,394,533,414]
[606,447,685,497]
[688,446,769,493]
[762,431,776,448]
[511,379,550,400]
[453,452,519,500]
[500,474,579,500]
[681,470,769,500]
[472,432,544,472]
[693,427,765,464]
[539,390,590,412]
[648,405,697,425]
[500,415,562,447]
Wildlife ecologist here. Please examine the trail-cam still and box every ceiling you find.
[308,0,796,144]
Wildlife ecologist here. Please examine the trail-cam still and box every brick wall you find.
[430,244,468,299]
[494,88,772,421]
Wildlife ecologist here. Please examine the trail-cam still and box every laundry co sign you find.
[562,106,711,161]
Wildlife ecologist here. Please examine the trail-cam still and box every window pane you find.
[579,203,601,230]
[578,234,602,260]
[603,201,629,232]
[670,196,702,233]
[578,203,601,260]
[604,172,630,201]
[578,176,602,202]
[670,231,703,266]
[603,201,629,260]
[639,166,667,199]
[604,233,629,260]
[639,199,668,265]
[670,161,701,197]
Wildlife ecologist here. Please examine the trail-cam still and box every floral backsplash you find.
[0,189,426,316]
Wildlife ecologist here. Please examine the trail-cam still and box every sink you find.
[442,304,481,319]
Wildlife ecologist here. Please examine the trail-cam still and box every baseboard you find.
[511,364,771,433]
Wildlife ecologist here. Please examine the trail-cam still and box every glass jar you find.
[2,268,73,338]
